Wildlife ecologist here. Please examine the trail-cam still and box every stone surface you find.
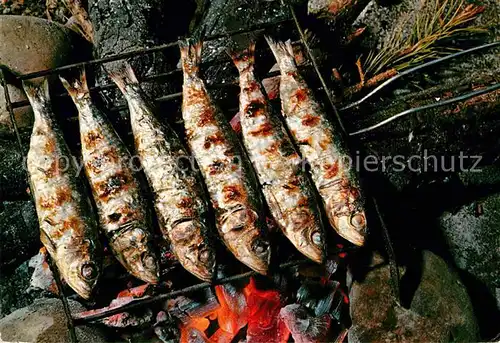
[0,83,33,136]
[0,261,33,319]
[0,298,108,342]
[0,133,30,201]
[0,200,40,271]
[0,15,90,81]
[438,167,500,288]
[348,251,479,342]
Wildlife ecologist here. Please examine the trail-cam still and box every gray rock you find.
[411,251,479,341]
[348,251,479,342]
[0,137,29,201]
[0,261,35,319]
[438,167,500,288]
[0,15,90,82]
[0,200,40,271]
[0,298,108,343]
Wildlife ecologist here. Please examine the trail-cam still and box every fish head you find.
[110,224,160,284]
[169,220,216,282]
[287,211,326,263]
[326,183,367,246]
[57,236,102,300]
[220,208,271,274]
[331,210,367,246]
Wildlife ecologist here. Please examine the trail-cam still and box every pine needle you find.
[363,0,486,77]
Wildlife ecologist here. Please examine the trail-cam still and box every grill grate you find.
[2,3,499,341]
[0,7,334,341]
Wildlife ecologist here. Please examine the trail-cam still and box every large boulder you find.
[0,15,91,138]
[0,15,90,81]
[349,251,479,342]
[438,167,500,288]
[0,298,108,343]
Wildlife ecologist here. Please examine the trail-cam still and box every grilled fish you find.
[266,37,367,246]
[24,80,102,299]
[180,39,271,274]
[109,64,216,281]
[61,70,160,283]
[230,43,326,263]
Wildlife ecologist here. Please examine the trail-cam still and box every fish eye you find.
[350,213,366,229]
[311,231,322,245]
[142,253,157,270]
[252,239,269,256]
[81,262,98,281]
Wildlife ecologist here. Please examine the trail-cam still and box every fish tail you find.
[23,78,50,106]
[60,68,90,102]
[23,79,52,122]
[108,62,139,93]
[229,42,256,73]
[179,39,203,76]
[264,36,297,74]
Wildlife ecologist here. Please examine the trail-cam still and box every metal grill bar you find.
[18,18,292,81]
[10,69,284,111]
[4,1,496,332]
[1,13,308,332]
[340,40,500,111]
[288,5,347,135]
[73,258,312,324]
[349,82,500,136]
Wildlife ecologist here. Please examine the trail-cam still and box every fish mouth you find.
[109,225,160,284]
[64,260,100,300]
[243,259,269,275]
[229,240,270,275]
[135,268,160,284]
[67,279,94,300]
[331,213,367,246]
[287,228,325,264]
[186,266,215,282]
[298,246,325,264]
[176,250,216,282]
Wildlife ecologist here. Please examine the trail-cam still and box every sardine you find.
[180,40,271,274]
[265,37,367,246]
[61,70,160,283]
[109,64,216,281]
[230,43,326,263]
[24,80,102,299]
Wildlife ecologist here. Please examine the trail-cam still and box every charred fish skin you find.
[109,64,217,282]
[230,43,326,263]
[24,80,102,300]
[61,71,160,284]
[180,39,271,275]
[265,37,367,246]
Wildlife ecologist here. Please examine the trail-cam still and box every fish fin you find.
[59,68,90,101]
[108,62,139,93]
[228,41,256,73]
[179,39,203,76]
[23,78,50,105]
[264,36,297,73]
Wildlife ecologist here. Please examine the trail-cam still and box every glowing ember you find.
[245,278,283,342]
[174,268,348,343]
[214,283,248,337]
